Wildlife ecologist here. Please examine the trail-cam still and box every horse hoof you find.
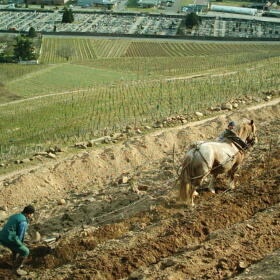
[16,269,28,276]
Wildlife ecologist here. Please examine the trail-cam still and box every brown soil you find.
[0,99,279,280]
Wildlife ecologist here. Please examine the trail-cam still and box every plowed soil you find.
[0,100,279,280]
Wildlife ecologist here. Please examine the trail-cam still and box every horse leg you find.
[191,191,195,206]
[229,178,235,190]
[189,185,198,206]
[207,175,216,194]
[227,164,239,190]
[179,165,198,205]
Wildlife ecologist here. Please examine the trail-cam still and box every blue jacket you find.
[0,213,28,246]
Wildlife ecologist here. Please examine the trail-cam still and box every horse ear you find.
[250,120,254,125]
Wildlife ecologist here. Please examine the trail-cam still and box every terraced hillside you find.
[1,36,280,165]
[0,99,279,280]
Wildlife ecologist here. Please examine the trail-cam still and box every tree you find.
[56,45,74,61]
[62,7,74,23]
[13,36,36,61]
[185,13,200,29]
[28,27,37,38]
[69,8,74,22]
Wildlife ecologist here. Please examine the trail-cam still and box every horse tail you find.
[179,153,195,204]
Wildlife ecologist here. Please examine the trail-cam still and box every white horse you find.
[179,119,257,206]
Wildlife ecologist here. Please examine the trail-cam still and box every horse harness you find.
[186,122,257,181]
[190,141,247,180]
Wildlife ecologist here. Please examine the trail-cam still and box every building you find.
[8,0,24,4]
[263,9,280,17]
[137,0,160,8]
[160,0,175,7]
[78,0,116,8]
[193,0,209,10]
[28,0,70,5]
[181,0,209,13]
[210,5,258,16]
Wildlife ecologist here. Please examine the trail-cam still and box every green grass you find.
[126,7,158,12]
[6,63,137,97]
[80,50,280,77]
[181,0,195,7]
[0,64,46,83]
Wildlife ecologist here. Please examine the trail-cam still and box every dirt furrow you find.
[0,101,279,280]
[125,203,280,280]
[34,147,280,280]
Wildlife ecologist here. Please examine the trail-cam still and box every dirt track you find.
[0,100,279,280]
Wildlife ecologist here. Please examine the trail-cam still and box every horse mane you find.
[235,119,254,140]
[188,141,204,150]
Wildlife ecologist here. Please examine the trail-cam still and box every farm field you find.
[0,100,279,280]
[1,37,280,164]
[0,56,280,162]
[7,64,137,97]
[39,37,280,63]
[2,37,280,100]
[0,32,280,280]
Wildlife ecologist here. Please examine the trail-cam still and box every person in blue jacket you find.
[0,205,35,275]
[218,121,248,150]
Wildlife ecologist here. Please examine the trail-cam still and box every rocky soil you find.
[0,99,279,280]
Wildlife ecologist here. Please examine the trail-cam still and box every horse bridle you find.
[246,127,257,147]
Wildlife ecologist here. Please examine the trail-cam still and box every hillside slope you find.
[0,99,279,280]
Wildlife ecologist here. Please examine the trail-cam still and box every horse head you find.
[239,119,257,147]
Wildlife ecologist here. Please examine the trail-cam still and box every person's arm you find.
[227,134,248,149]
[17,221,27,242]
[218,130,226,140]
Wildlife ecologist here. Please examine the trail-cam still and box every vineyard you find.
[1,54,280,163]
[2,37,280,99]
[39,37,131,63]
[0,36,280,280]
[39,37,280,63]
[0,37,280,164]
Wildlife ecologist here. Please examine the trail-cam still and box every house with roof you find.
[137,0,160,8]
[181,0,209,13]
[78,0,116,8]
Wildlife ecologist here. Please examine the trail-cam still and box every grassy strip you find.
[80,51,280,77]
[6,64,137,97]
[0,64,46,83]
